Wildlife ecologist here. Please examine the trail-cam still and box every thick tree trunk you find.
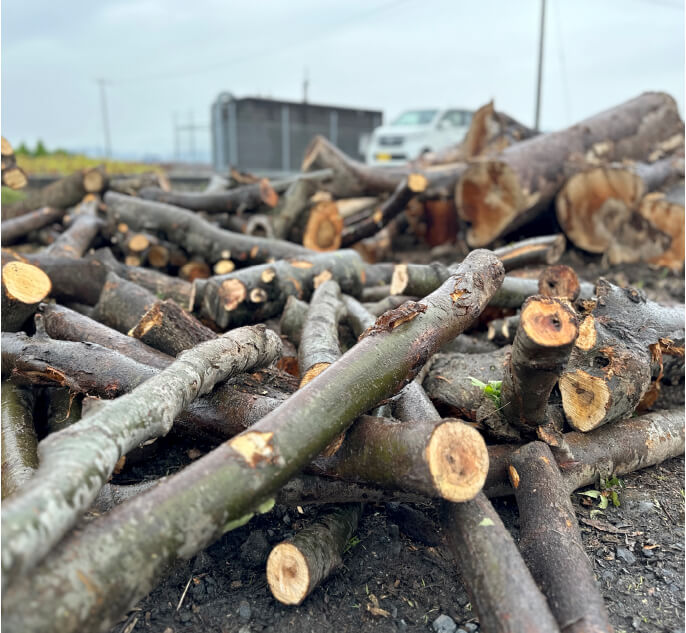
[441,494,561,633]
[129,299,216,356]
[638,181,685,270]
[1,250,504,633]
[1,262,52,331]
[91,271,159,334]
[195,249,364,330]
[2,167,107,220]
[456,92,685,246]
[310,416,489,502]
[0,326,282,588]
[104,191,311,266]
[560,279,684,431]
[1,207,66,246]
[556,156,684,259]
[298,280,344,386]
[90,248,194,309]
[500,296,578,430]
[509,442,612,633]
[1,382,38,499]
[139,178,279,213]
[266,504,362,605]
[38,303,170,369]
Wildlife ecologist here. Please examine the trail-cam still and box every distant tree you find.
[34,140,48,156]
[15,142,30,156]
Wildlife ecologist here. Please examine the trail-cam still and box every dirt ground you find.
[108,238,685,633]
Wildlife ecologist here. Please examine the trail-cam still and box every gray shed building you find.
[211,93,382,174]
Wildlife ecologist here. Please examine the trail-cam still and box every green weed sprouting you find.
[469,377,502,408]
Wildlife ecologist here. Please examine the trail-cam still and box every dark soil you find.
[107,238,684,633]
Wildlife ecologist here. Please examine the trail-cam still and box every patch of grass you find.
[1,187,26,205]
[16,154,162,176]
[578,476,624,510]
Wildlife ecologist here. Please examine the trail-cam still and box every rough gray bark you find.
[279,295,309,346]
[1,207,65,246]
[510,442,612,633]
[1,249,504,633]
[1,382,38,499]
[45,213,103,258]
[0,326,282,589]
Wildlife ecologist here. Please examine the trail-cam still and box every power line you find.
[112,0,414,85]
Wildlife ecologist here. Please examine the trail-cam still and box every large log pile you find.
[1,90,684,633]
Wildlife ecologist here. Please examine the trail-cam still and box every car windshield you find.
[391,110,438,126]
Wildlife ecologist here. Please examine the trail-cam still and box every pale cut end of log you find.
[639,192,685,270]
[576,316,597,351]
[299,361,330,388]
[2,167,28,190]
[559,369,611,432]
[3,262,52,305]
[125,255,142,267]
[1,137,12,156]
[213,259,236,275]
[128,307,163,338]
[538,265,581,301]
[455,160,524,247]
[426,420,489,502]
[407,173,428,193]
[83,167,107,193]
[220,278,248,311]
[260,178,279,207]
[128,233,151,253]
[267,542,313,605]
[520,297,578,348]
[180,261,211,282]
[556,167,643,253]
[147,245,170,269]
[390,264,409,295]
[302,202,343,251]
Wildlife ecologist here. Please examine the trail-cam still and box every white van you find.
[365,108,473,166]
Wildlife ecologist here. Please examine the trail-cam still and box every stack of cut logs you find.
[1,91,684,633]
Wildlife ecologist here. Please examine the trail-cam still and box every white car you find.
[365,108,473,166]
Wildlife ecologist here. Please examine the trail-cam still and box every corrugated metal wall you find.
[211,94,382,173]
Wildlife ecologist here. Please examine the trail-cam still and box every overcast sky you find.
[2,0,684,162]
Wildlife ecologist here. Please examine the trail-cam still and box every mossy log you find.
[0,326,282,588]
[2,167,107,220]
[139,178,278,213]
[1,262,52,331]
[1,382,38,499]
[500,296,578,430]
[104,191,310,266]
[267,504,362,605]
[299,280,344,386]
[509,442,612,633]
[1,207,66,246]
[129,299,216,356]
[195,249,364,330]
[456,92,684,246]
[1,249,503,633]
[38,303,170,369]
[441,494,561,633]
[560,279,684,431]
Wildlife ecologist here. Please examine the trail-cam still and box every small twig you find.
[176,575,193,611]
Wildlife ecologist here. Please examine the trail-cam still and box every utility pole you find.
[534,0,546,131]
[97,78,112,158]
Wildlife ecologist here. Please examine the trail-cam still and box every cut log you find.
[2,167,107,220]
[310,416,489,502]
[179,259,212,282]
[1,137,28,190]
[44,388,82,434]
[129,299,216,356]
[195,249,364,330]
[493,233,566,270]
[1,382,38,499]
[267,504,362,605]
[340,175,427,245]
[456,91,685,246]
[560,279,684,431]
[418,100,538,167]
[0,249,504,633]
[138,178,278,213]
[302,200,344,251]
[1,262,52,331]
[538,264,581,300]
[298,280,344,386]
[108,171,168,196]
[500,296,578,430]
[638,181,685,269]
[556,156,684,256]
[0,325,282,588]
[104,191,311,266]
[487,314,520,344]
[45,213,103,258]
[271,178,319,240]
[91,271,158,334]
[509,442,612,633]
[1,207,66,246]
[38,303,170,369]
[280,295,309,346]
